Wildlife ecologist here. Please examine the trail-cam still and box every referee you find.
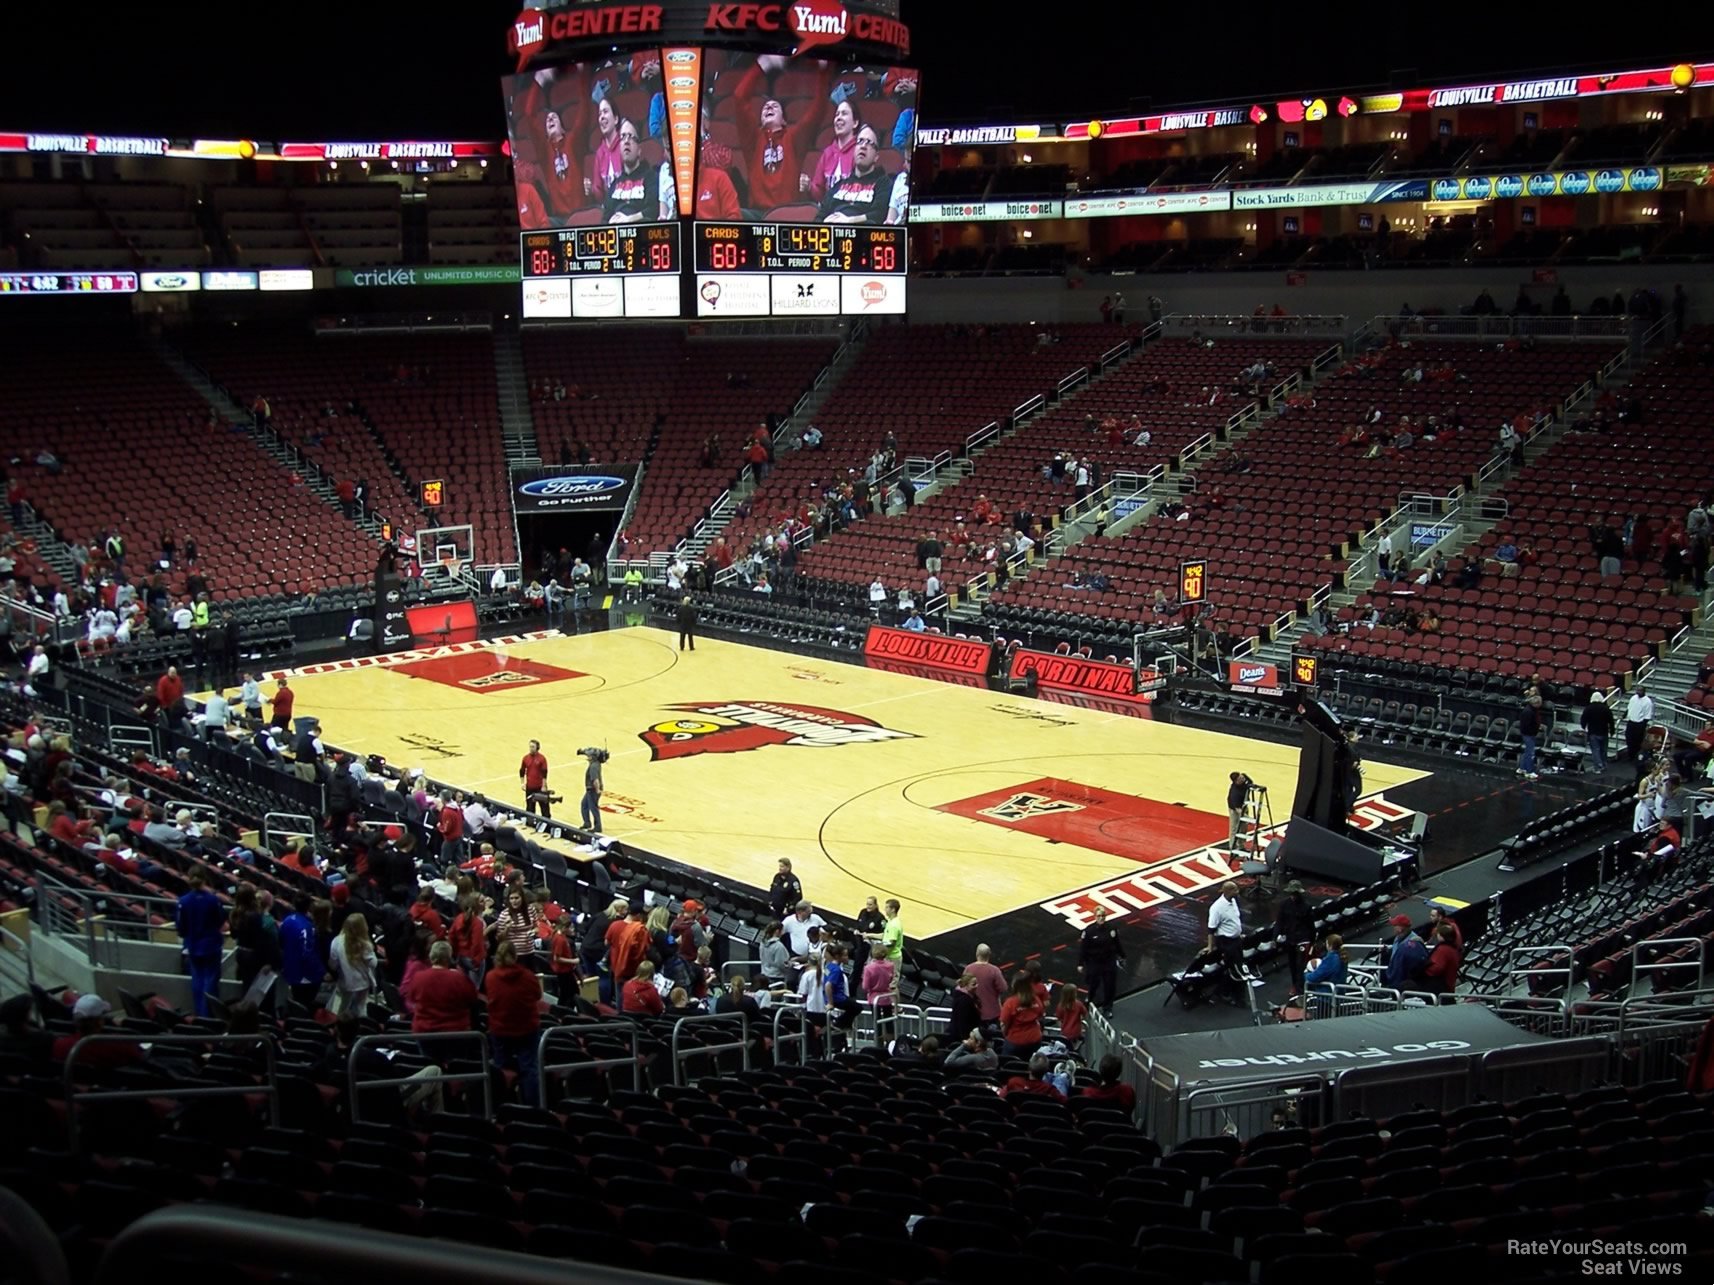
[1206,883,1245,1005]
[677,595,698,652]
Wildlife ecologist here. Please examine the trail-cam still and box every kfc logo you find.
[640,701,914,761]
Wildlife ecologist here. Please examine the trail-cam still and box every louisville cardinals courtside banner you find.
[863,625,992,676]
[1010,649,1148,701]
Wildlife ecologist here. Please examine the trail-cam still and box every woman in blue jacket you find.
[1303,934,1347,994]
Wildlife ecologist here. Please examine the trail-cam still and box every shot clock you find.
[694,223,905,275]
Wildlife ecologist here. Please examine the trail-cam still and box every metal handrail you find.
[348,1030,492,1124]
[1162,313,1350,339]
[1368,313,1632,341]
[34,873,184,970]
[965,419,1001,454]
[0,915,33,992]
[1185,1074,1325,1141]
[1631,936,1707,993]
[668,1009,752,1085]
[262,811,315,848]
[1098,340,1133,369]
[66,1032,279,1150]
[537,1020,644,1103]
[96,1207,656,1285]
[771,995,812,1065]
[1014,393,1046,422]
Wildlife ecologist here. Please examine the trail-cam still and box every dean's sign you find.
[512,467,638,513]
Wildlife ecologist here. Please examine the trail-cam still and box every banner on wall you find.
[909,199,1063,222]
[1227,660,1282,696]
[1428,166,1662,201]
[1009,649,1148,701]
[1065,191,1231,217]
[1232,179,1428,209]
[863,625,992,675]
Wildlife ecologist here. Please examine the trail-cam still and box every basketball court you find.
[239,627,1428,942]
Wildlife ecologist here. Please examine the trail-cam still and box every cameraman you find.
[580,748,606,834]
[1227,771,1253,853]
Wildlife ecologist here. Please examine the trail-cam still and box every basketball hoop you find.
[438,552,464,580]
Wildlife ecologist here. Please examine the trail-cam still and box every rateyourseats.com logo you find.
[1506,1237,1687,1276]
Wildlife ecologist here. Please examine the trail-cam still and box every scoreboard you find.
[693,221,908,319]
[0,271,137,295]
[520,225,680,278]
[518,224,683,320]
[694,224,904,275]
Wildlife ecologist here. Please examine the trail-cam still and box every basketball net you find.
[438,552,463,581]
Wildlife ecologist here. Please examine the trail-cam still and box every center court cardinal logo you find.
[639,701,914,762]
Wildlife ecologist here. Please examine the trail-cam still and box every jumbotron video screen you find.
[504,46,919,319]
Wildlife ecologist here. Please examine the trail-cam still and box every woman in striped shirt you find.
[491,887,543,967]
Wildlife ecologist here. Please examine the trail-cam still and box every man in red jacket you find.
[408,941,476,1033]
[730,54,832,216]
[520,740,551,818]
[483,940,543,1105]
[155,666,185,729]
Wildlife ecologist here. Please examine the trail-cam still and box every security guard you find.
[1079,907,1126,1012]
[190,593,212,669]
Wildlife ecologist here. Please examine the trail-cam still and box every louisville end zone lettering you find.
[640,700,914,761]
[863,624,992,675]
[1010,649,1139,697]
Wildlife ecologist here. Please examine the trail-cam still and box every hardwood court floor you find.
[257,628,1427,938]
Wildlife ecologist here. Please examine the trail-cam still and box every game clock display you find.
[520,224,680,277]
[694,223,905,275]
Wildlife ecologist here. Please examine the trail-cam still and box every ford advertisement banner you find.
[512,466,638,514]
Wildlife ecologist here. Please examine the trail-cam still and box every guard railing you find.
[348,1030,492,1123]
[67,1032,278,1149]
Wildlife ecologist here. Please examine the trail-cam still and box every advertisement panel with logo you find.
[140,271,201,293]
[842,275,906,314]
[1227,660,1282,696]
[1064,191,1232,218]
[201,270,259,292]
[696,274,771,317]
[258,268,314,292]
[909,199,1063,222]
[771,273,840,315]
[624,273,681,317]
[513,466,639,514]
[570,276,625,318]
[521,276,572,318]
